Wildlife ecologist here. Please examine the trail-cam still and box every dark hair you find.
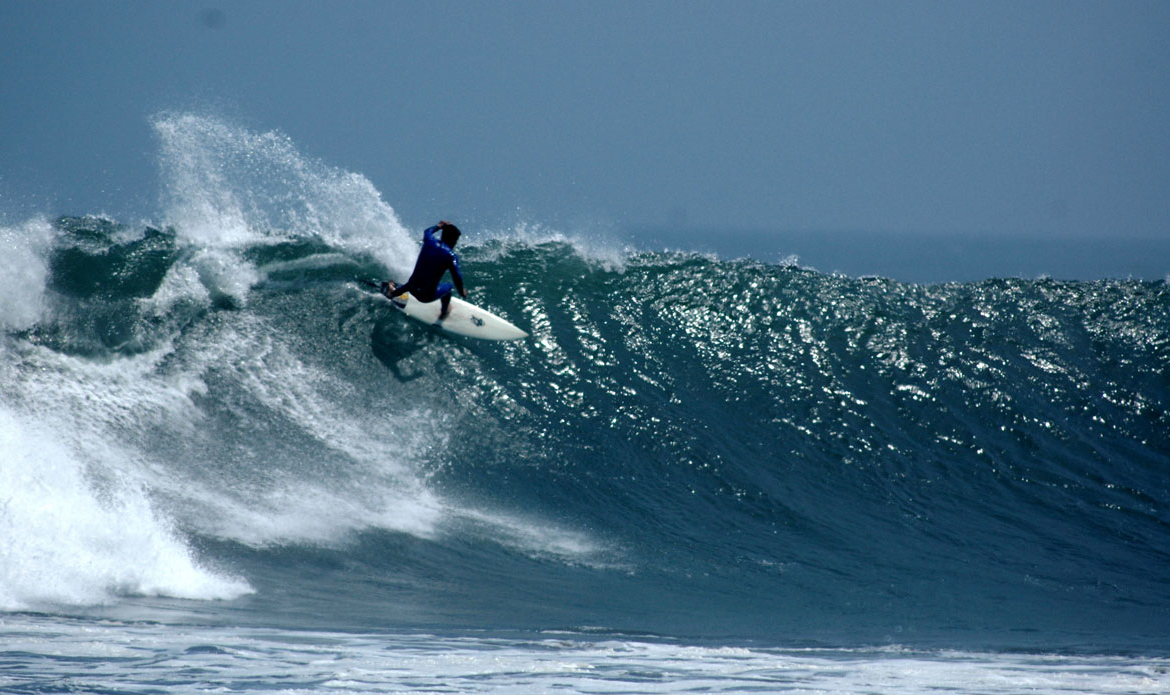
[441,224,461,247]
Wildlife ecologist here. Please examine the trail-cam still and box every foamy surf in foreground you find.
[1,615,1166,695]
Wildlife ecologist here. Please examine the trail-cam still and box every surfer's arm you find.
[450,256,466,297]
[422,225,442,243]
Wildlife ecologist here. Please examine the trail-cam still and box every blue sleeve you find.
[450,253,465,295]
[423,225,441,244]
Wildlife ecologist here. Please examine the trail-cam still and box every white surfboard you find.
[378,284,528,341]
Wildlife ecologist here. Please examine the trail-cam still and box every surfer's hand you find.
[461,289,468,298]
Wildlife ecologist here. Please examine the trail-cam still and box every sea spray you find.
[153,113,417,276]
[0,218,53,330]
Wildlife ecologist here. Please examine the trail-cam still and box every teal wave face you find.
[3,216,1169,649]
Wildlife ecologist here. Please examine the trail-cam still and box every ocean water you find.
[1,114,1168,693]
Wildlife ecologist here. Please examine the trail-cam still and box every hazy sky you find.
[2,0,1169,242]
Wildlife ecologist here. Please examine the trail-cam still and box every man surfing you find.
[382,220,466,320]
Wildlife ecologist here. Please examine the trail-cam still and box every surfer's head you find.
[440,224,461,248]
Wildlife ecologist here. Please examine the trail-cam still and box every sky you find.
[2,1,1169,278]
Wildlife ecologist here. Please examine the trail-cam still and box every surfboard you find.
[367,280,528,341]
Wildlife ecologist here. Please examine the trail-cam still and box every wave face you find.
[2,115,1168,652]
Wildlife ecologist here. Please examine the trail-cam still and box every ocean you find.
[2,114,1168,693]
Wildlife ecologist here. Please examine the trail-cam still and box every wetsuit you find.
[387,225,464,310]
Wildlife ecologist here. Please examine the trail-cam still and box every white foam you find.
[190,247,261,306]
[2,617,1166,695]
[148,316,605,560]
[4,292,600,578]
[0,303,443,571]
[255,251,353,278]
[452,507,613,566]
[176,480,446,548]
[0,334,255,610]
[0,217,53,330]
[138,261,211,317]
[92,313,450,549]
[0,405,252,610]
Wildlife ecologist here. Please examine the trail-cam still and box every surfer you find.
[382,220,467,320]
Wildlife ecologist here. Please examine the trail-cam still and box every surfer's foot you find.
[380,281,396,298]
[439,307,450,320]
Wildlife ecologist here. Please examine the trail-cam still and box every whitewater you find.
[1,114,1168,693]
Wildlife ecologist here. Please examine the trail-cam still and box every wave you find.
[1,114,1167,649]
